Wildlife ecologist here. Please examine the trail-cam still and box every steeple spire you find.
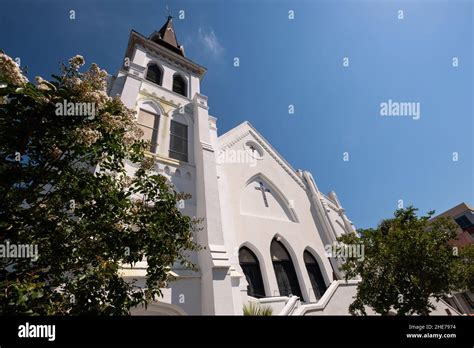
[149,14,184,56]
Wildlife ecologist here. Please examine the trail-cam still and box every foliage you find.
[0,52,200,315]
[243,302,273,316]
[338,206,472,316]
[451,243,474,293]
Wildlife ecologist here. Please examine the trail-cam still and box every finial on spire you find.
[165,5,172,19]
[149,10,184,56]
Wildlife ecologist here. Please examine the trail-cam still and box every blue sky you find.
[1,0,472,228]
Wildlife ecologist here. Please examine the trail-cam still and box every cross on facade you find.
[255,181,270,207]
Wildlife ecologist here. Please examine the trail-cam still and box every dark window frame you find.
[172,74,187,97]
[455,215,473,230]
[271,240,302,298]
[169,120,188,162]
[137,108,160,153]
[145,63,163,86]
[304,250,328,302]
[239,247,266,299]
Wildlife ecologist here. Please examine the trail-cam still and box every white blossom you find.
[0,53,28,87]
[69,55,85,71]
[75,127,101,146]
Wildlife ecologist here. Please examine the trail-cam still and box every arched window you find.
[172,74,187,97]
[239,247,265,298]
[146,64,163,85]
[304,251,327,302]
[137,108,160,153]
[271,240,302,298]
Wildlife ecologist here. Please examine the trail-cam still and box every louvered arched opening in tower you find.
[145,63,163,86]
[239,247,265,298]
[172,74,187,97]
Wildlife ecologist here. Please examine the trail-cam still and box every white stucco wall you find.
[217,123,340,304]
[111,28,455,318]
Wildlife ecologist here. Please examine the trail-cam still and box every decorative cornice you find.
[219,130,251,152]
[249,130,305,189]
[140,79,191,104]
[138,88,193,121]
[219,128,306,189]
[155,155,181,166]
[121,70,142,82]
[209,244,231,269]
[208,116,217,131]
[140,44,195,77]
[320,194,339,212]
[130,62,145,73]
[126,30,206,78]
[201,142,214,152]
[194,93,209,110]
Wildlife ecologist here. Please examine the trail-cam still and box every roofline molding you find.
[125,30,207,78]
[218,121,306,189]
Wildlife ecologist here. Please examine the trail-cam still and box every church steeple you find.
[149,15,185,56]
[158,15,178,47]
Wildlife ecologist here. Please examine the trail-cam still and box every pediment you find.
[218,121,306,190]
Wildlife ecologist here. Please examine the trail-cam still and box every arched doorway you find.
[239,247,266,298]
[304,250,328,301]
[270,239,302,298]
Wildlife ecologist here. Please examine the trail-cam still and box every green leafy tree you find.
[0,52,199,315]
[451,243,474,294]
[338,206,472,315]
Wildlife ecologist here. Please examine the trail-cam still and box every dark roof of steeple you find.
[149,16,184,56]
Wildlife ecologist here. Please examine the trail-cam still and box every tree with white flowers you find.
[0,52,199,315]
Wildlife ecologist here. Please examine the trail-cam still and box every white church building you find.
[108,17,458,316]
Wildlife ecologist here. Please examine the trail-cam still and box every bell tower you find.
[109,16,241,315]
